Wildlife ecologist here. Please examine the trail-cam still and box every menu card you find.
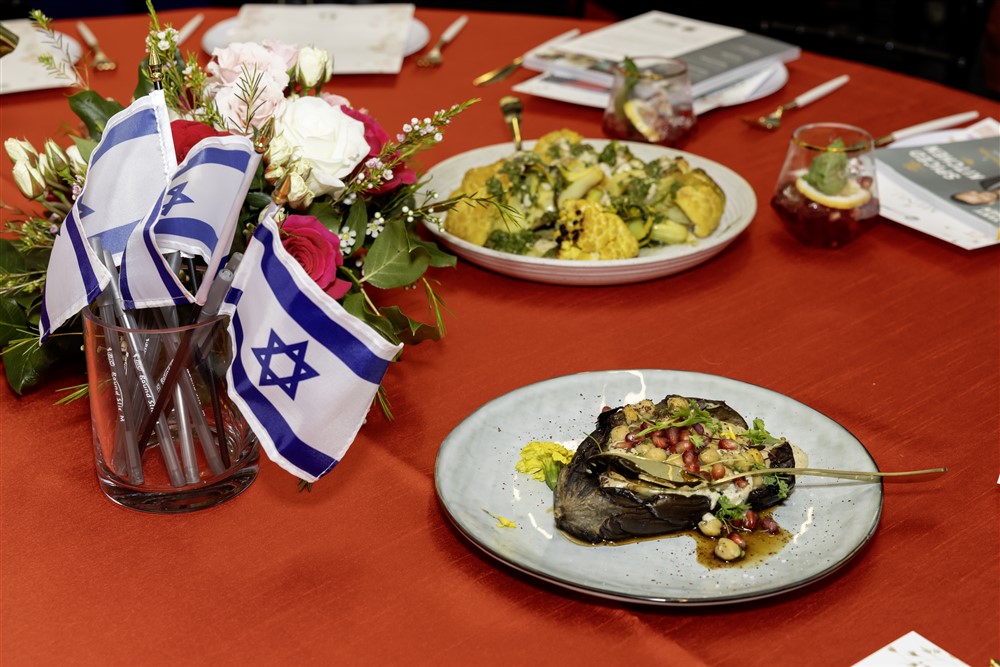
[875,119,1000,250]
[518,11,799,103]
[226,4,415,74]
[851,631,970,666]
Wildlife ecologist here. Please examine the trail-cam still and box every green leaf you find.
[0,298,29,347]
[2,336,57,395]
[68,91,124,141]
[69,135,98,163]
[362,221,430,289]
[0,239,27,275]
[341,292,401,345]
[343,199,369,253]
[305,198,345,233]
[244,192,273,210]
[381,306,442,344]
[411,237,456,269]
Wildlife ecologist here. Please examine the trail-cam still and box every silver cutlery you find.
[76,21,116,71]
[417,15,468,68]
[473,28,580,87]
[175,13,204,47]
[744,74,849,130]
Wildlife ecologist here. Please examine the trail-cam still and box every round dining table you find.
[1,7,997,666]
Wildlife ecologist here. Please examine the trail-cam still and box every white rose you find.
[293,46,333,89]
[286,170,314,210]
[65,144,88,177]
[266,133,294,168]
[12,161,45,199]
[275,96,369,197]
[5,138,38,165]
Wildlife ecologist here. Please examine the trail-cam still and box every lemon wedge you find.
[623,99,665,142]
[795,176,871,210]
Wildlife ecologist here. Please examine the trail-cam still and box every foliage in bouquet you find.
[1,7,496,397]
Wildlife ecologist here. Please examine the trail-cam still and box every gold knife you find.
[473,29,580,87]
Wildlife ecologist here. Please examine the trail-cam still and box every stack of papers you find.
[513,11,800,113]
[875,118,1000,250]
[222,4,415,74]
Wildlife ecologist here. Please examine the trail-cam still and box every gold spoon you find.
[500,95,523,150]
[744,74,849,131]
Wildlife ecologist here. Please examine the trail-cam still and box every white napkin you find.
[226,4,414,74]
[0,19,80,94]
[852,631,970,666]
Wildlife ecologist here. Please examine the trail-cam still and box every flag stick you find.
[99,249,186,487]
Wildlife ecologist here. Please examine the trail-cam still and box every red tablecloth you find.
[2,8,997,665]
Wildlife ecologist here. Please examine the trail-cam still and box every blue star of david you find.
[78,202,96,218]
[161,182,194,217]
[252,330,320,400]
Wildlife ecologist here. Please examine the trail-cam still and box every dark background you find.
[3,0,998,100]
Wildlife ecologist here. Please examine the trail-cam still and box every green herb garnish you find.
[804,138,848,196]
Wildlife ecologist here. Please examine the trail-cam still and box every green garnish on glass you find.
[804,138,848,196]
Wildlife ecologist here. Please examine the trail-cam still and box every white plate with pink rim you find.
[419,140,755,286]
[201,16,429,58]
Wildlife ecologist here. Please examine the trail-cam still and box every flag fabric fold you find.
[119,135,260,309]
[218,206,402,482]
[39,90,175,340]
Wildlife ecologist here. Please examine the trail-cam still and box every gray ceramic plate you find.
[420,141,755,286]
[434,370,882,605]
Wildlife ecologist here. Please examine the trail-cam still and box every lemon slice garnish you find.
[795,176,871,210]
[623,99,665,142]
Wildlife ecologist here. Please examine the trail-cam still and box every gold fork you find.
[76,21,116,71]
[416,15,467,68]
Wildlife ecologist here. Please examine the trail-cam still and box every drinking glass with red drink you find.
[771,123,880,248]
[602,56,696,148]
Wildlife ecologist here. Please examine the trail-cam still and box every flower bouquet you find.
[1,6,491,407]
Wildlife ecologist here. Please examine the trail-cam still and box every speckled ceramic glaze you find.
[434,370,882,606]
[420,141,755,286]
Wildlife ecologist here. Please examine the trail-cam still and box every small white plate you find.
[201,16,429,59]
[421,140,755,286]
[434,369,883,606]
[0,24,82,95]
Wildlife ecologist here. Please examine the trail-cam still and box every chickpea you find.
[698,447,720,464]
[666,453,684,467]
[636,399,656,418]
[609,425,630,446]
[666,396,689,413]
[732,455,753,473]
[714,537,744,562]
[698,517,723,537]
[622,405,640,423]
[633,443,652,456]
[644,447,667,462]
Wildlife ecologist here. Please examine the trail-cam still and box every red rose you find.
[170,120,229,163]
[340,106,416,194]
[280,214,351,299]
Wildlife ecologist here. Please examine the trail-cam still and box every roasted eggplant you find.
[553,395,798,544]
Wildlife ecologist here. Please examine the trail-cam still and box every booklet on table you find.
[875,119,1000,250]
[514,11,800,109]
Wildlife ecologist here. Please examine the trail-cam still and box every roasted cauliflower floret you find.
[532,129,584,163]
[444,160,518,246]
[675,168,726,237]
[555,200,639,260]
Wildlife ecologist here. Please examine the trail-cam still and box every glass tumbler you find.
[602,56,696,147]
[771,123,880,248]
[83,308,259,513]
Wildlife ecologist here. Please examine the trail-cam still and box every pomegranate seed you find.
[727,532,747,549]
[679,429,690,441]
[744,510,759,531]
[761,516,780,535]
[682,449,700,473]
[601,405,612,412]
[734,476,748,488]
[651,434,669,449]
[711,463,726,480]
[666,427,680,445]
[719,438,739,451]
[625,431,641,445]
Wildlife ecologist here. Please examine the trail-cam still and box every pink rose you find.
[341,106,416,194]
[280,215,351,299]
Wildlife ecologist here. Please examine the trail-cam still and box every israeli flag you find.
[219,207,402,482]
[119,135,259,309]
[39,91,174,340]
